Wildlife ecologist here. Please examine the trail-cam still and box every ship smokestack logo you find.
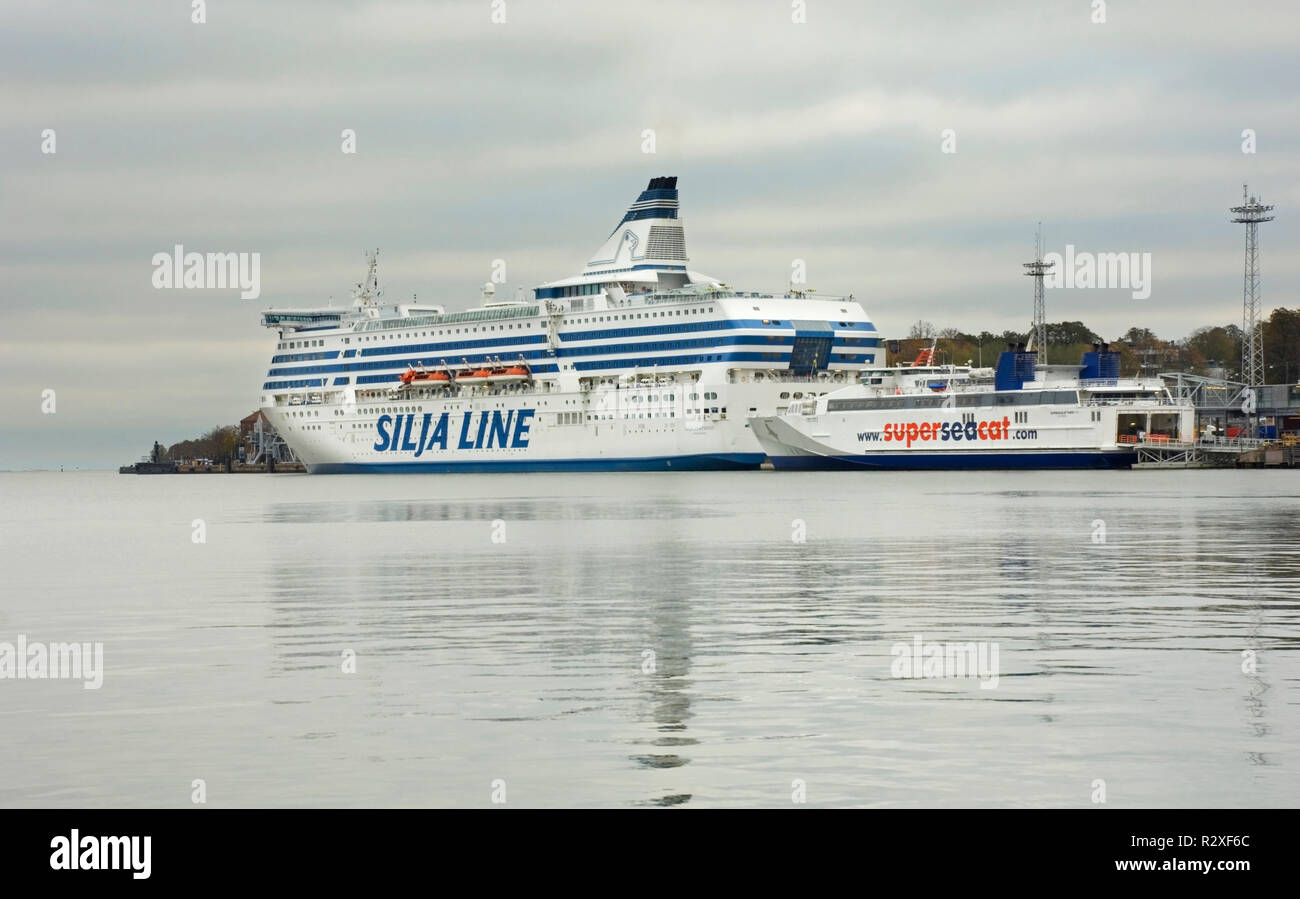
[151,244,261,299]
[1041,245,1152,300]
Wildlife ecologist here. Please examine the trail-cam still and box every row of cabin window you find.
[277,308,720,350]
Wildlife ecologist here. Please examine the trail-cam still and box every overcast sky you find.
[3,0,1297,468]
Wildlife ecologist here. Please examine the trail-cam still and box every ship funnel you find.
[995,347,1038,391]
[1081,346,1121,381]
[581,176,688,275]
[534,177,719,301]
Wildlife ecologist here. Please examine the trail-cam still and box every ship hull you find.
[765,450,1137,470]
[751,394,1193,472]
[263,375,809,474]
[306,452,762,474]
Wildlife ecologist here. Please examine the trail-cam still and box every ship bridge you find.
[261,309,344,330]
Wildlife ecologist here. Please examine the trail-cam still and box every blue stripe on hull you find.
[307,453,765,473]
[768,451,1137,471]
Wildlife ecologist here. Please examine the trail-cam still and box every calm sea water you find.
[1,469,1297,808]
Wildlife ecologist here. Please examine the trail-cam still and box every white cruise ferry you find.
[258,177,879,472]
[749,343,1196,469]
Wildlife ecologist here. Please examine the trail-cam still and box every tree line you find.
[162,425,241,463]
[904,307,1300,381]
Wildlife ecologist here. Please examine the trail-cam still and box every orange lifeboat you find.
[494,364,531,384]
[401,363,454,387]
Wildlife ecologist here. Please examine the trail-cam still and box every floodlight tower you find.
[1231,186,1274,390]
[1023,224,1053,362]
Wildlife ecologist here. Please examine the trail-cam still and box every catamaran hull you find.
[749,405,1177,472]
[765,450,1137,470]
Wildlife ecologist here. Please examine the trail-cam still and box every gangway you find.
[1134,435,1277,467]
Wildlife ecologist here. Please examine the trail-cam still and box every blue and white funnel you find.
[583,176,686,274]
[536,176,718,299]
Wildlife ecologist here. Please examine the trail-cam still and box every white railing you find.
[1200,436,1275,450]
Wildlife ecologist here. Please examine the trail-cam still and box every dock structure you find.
[1161,372,1246,413]
[242,410,298,471]
[1133,436,1283,468]
[1126,371,1300,467]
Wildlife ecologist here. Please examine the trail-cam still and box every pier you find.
[1131,371,1300,467]
[1133,435,1292,468]
[119,412,305,473]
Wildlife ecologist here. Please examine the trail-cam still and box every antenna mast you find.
[1231,186,1274,392]
[1023,224,1053,364]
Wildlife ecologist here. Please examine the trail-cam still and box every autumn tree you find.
[1263,308,1300,383]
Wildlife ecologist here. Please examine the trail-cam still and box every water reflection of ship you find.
[259,495,712,807]
[631,579,697,808]
[1241,555,1275,764]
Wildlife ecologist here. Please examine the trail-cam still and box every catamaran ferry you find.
[749,343,1196,469]
[258,177,880,472]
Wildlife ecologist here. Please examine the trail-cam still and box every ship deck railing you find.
[641,288,854,304]
[1125,435,1274,450]
[1081,397,1179,406]
[727,371,859,384]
